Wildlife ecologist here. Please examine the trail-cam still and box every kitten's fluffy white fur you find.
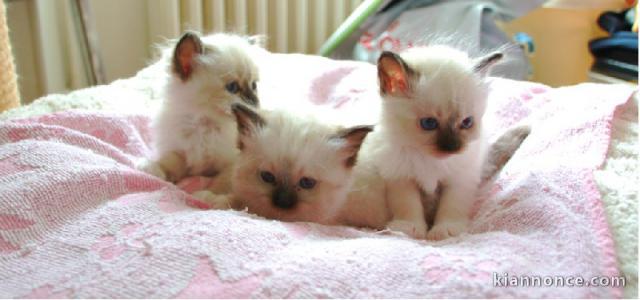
[140,32,263,196]
[226,103,529,234]
[212,46,523,241]
[228,104,372,223]
[371,46,502,240]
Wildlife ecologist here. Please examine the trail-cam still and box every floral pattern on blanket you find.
[0,57,634,298]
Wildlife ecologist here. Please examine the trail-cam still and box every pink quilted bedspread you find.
[0,54,635,298]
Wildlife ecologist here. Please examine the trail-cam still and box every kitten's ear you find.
[231,103,266,150]
[377,51,414,98]
[331,125,374,168]
[173,31,205,81]
[473,52,503,76]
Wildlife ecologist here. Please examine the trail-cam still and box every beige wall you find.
[8,0,629,103]
[6,0,41,103]
[8,0,92,103]
[7,0,363,104]
[91,0,151,84]
[8,0,155,103]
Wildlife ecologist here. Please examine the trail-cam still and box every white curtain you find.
[144,0,363,54]
[7,0,630,103]
[8,0,363,103]
[7,0,89,103]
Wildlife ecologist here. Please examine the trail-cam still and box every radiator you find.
[147,0,363,54]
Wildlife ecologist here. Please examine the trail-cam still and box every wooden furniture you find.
[0,0,20,112]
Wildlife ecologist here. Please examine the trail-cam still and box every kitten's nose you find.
[438,140,461,153]
[271,186,298,209]
[437,129,462,153]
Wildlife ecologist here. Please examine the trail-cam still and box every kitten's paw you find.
[192,190,232,210]
[137,159,167,180]
[426,221,467,241]
[387,220,427,239]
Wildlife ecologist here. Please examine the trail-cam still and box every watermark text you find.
[493,273,626,288]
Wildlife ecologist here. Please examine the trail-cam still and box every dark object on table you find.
[589,9,638,81]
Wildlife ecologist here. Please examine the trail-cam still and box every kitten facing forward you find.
[372,46,503,240]
[225,103,529,232]
[139,31,262,194]
[228,103,373,223]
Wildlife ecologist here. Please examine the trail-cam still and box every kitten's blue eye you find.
[419,117,439,131]
[226,81,240,94]
[259,171,276,184]
[251,81,257,90]
[461,116,474,129]
[298,177,316,189]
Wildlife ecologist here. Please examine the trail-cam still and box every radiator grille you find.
[147,0,363,54]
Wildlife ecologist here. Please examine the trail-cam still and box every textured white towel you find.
[0,53,634,298]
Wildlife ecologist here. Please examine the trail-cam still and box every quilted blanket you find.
[0,53,636,298]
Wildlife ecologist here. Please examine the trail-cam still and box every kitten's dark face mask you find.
[417,114,478,157]
[224,80,259,106]
[236,166,352,223]
[433,121,465,155]
[256,169,315,211]
[241,169,320,222]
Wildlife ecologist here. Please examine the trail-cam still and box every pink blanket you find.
[0,54,634,298]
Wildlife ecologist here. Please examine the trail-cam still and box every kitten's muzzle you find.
[240,90,259,107]
[271,185,298,209]
[436,127,462,154]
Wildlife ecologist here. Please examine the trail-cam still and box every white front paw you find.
[387,220,427,239]
[192,190,232,210]
[137,159,167,180]
[426,221,467,241]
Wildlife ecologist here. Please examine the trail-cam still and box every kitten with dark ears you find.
[223,103,529,232]
[338,123,531,231]
[138,31,262,197]
[371,46,503,240]
[227,103,373,223]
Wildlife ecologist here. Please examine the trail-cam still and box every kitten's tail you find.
[480,124,531,183]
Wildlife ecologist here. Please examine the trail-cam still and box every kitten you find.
[225,104,529,232]
[138,31,262,195]
[371,46,503,240]
[339,123,531,231]
[227,103,373,224]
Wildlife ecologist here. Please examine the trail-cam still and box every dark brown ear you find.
[332,125,374,168]
[377,51,414,98]
[173,31,204,81]
[231,103,266,150]
[473,52,503,76]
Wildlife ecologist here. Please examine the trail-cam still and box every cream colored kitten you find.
[227,103,372,224]
[371,46,503,240]
[224,103,529,232]
[338,124,530,231]
[138,31,261,195]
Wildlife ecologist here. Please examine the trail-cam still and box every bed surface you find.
[0,53,637,298]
